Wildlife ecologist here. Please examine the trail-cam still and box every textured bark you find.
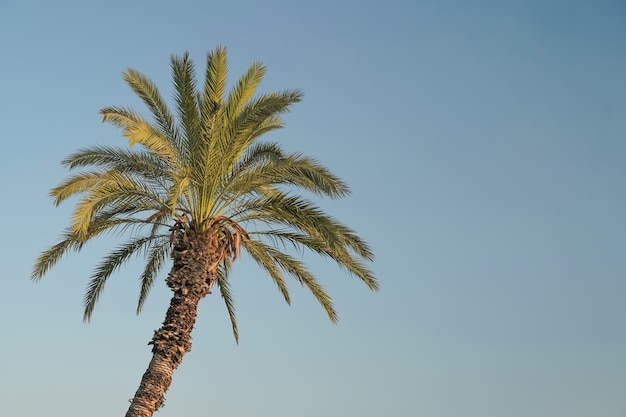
[125,229,220,417]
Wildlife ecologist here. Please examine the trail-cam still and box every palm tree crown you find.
[32,46,377,343]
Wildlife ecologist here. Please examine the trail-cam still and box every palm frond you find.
[250,229,378,291]
[50,171,107,206]
[100,106,180,166]
[242,238,291,305]
[136,236,170,314]
[31,231,85,281]
[244,239,337,322]
[225,61,265,121]
[203,46,227,109]
[122,68,181,146]
[238,193,374,260]
[220,151,350,203]
[84,235,158,321]
[171,52,201,152]
[31,215,149,282]
[68,172,166,239]
[61,146,169,180]
[243,116,284,143]
[216,259,238,343]
[250,229,326,254]
[227,90,303,158]
[278,153,351,198]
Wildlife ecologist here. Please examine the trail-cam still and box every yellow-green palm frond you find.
[243,116,284,143]
[227,90,303,155]
[64,170,167,239]
[167,174,192,217]
[50,172,107,206]
[100,106,180,166]
[206,91,302,196]
[169,52,217,219]
[220,149,351,203]
[54,147,172,208]
[203,46,227,110]
[171,52,201,153]
[122,68,181,145]
[225,61,266,121]
[231,141,286,173]
[61,145,169,178]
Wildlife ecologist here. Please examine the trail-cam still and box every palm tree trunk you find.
[125,230,218,417]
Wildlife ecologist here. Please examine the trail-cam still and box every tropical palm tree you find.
[31,46,377,417]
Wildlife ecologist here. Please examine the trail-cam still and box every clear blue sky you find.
[1,1,625,416]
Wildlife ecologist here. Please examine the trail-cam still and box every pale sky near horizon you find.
[1,1,625,416]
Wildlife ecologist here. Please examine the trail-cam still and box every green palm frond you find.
[222,150,350,201]
[278,153,351,198]
[136,236,171,314]
[250,229,327,254]
[233,193,377,290]
[32,215,151,282]
[243,238,291,305]
[31,231,86,281]
[84,235,159,321]
[61,146,169,179]
[244,239,337,322]
[235,193,345,244]
[250,228,377,290]
[245,192,375,260]
[216,259,238,343]
[239,141,286,166]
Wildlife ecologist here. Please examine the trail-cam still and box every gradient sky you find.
[1,1,625,416]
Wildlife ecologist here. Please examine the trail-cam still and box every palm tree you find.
[31,46,377,417]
